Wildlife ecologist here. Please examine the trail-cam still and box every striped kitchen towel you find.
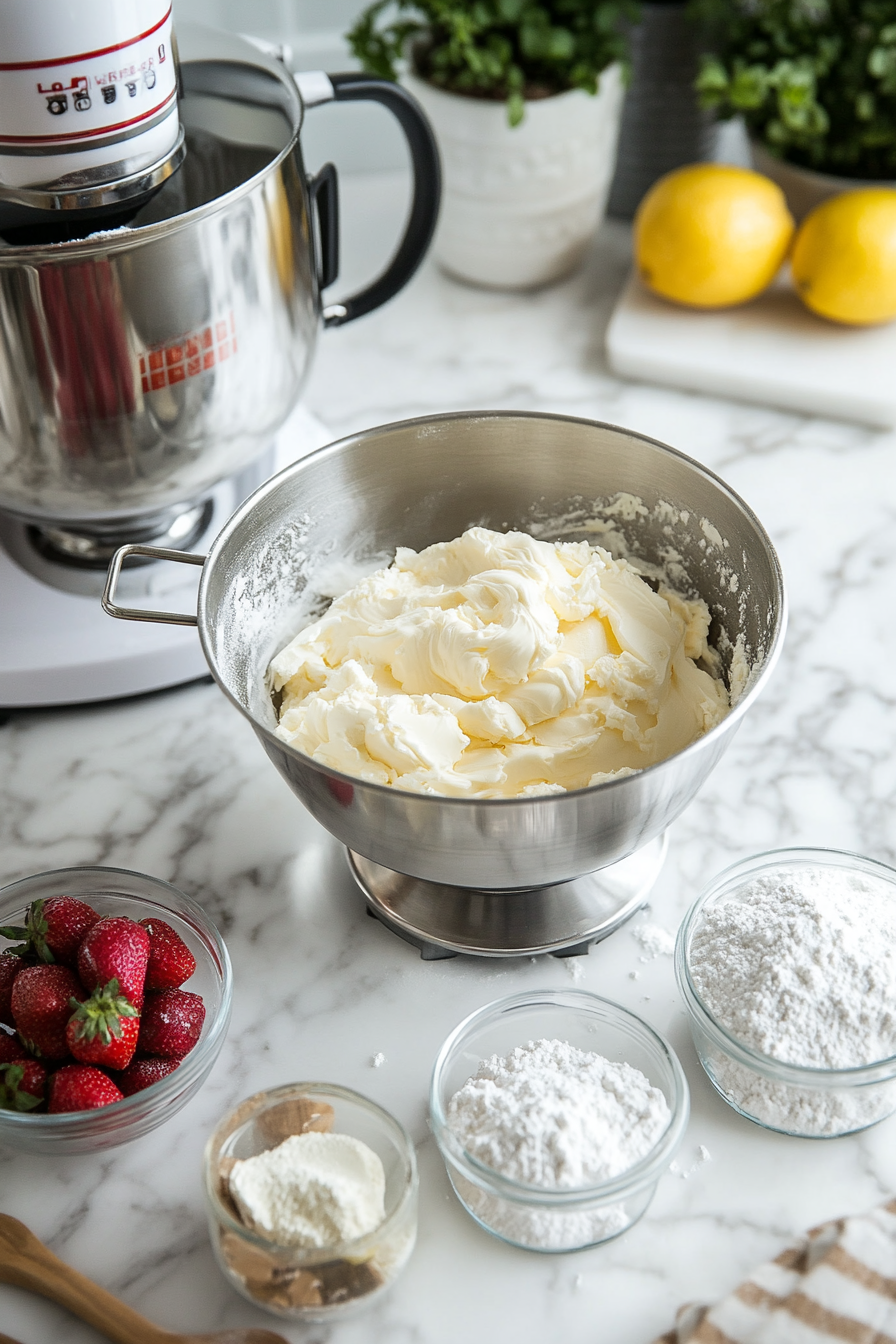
[657,1199,896,1343]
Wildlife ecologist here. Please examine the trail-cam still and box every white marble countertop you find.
[3,186,896,1344]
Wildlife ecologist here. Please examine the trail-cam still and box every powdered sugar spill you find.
[632,922,676,961]
[669,1144,712,1180]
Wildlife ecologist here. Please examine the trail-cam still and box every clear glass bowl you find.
[430,989,689,1253]
[0,865,232,1154]
[204,1082,418,1321]
[676,847,896,1139]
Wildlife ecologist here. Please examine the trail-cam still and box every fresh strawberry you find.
[0,1030,28,1065]
[138,918,196,990]
[117,1055,180,1097]
[65,979,139,1070]
[77,917,150,1010]
[138,989,205,1058]
[0,950,27,1028]
[11,964,82,1060]
[2,896,100,967]
[48,1064,123,1113]
[0,1058,46,1111]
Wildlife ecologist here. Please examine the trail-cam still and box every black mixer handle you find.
[298,70,442,328]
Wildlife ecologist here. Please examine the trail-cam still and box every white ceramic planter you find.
[404,66,624,289]
[751,140,896,222]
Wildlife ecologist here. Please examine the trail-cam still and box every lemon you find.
[791,189,896,326]
[634,164,795,308]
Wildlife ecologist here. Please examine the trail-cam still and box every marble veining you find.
[2,199,896,1343]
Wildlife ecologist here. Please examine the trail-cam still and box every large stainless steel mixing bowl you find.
[104,412,786,890]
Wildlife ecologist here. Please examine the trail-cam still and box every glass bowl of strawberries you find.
[0,865,232,1154]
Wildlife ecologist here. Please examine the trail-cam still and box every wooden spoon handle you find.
[0,1213,176,1344]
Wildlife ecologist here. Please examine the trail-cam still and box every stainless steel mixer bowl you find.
[0,26,439,535]
[0,30,312,530]
[105,412,786,889]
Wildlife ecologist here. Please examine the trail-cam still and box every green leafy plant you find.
[692,0,896,178]
[347,0,639,126]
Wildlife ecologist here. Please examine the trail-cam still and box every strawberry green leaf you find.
[0,1063,42,1112]
[68,980,138,1046]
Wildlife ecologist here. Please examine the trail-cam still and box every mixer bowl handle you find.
[295,70,441,327]
[102,545,204,626]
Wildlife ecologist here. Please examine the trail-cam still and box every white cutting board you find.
[606,270,896,429]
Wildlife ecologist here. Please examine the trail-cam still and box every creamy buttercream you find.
[269,527,729,798]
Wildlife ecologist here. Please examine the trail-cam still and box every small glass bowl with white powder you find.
[203,1082,417,1319]
[430,989,689,1253]
[677,848,896,1139]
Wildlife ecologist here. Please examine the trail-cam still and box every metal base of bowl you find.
[348,833,668,959]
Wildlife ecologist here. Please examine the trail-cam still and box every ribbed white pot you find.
[751,139,896,222]
[404,66,625,289]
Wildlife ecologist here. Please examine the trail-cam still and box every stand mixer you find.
[0,13,440,708]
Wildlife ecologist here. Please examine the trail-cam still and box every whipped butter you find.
[269,527,729,797]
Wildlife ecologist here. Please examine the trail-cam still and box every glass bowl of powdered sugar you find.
[203,1082,418,1319]
[677,847,896,1139]
[430,989,689,1252]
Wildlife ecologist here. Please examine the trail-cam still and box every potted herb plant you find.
[348,0,637,288]
[692,0,896,219]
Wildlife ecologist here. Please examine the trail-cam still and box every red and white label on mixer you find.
[0,2,176,149]
[138,314,238,395]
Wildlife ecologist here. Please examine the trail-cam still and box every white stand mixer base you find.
[0,406,332,709]
[348,833,669,958]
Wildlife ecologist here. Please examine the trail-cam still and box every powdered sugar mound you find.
[447,1038,670,1187]
[690,866,896,1069]
[632,922,676,961]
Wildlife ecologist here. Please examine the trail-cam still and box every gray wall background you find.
[174,0,361,70]
[173,0,408,172]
